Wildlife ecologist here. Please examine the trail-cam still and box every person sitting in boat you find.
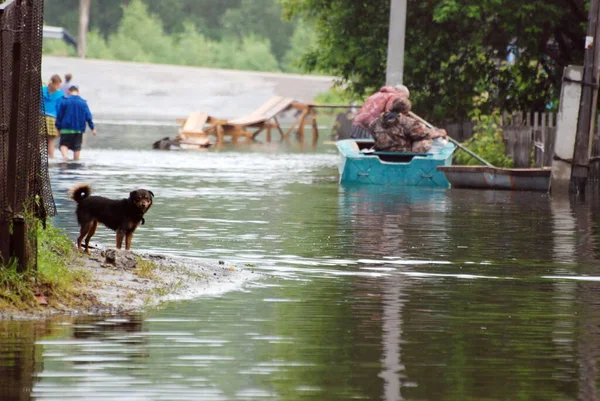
[369,97,447,152]
[351,85,410,139]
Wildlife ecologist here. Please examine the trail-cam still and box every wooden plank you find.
[503,127,515,160]
[273,116,285,139]
[180,132,209,138]
[216,125,224,146]
[541,112,546,130]
[444,123,461,141]
[311,109,319,146]
[181,112,209,135]
[251,125,266,140]
[544,128,556,167]
[534,129,543,167]
[229,96,294,125]
[297,109,309,141]
[532,113,542,167]
[284,109,309,138]
[504,126,533,167]
[305,103,355,108]
[513,127,533,167]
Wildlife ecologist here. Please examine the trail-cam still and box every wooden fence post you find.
[7,40,28,271]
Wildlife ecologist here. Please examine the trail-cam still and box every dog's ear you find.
[148,190,154,198]
[129,190,137,199]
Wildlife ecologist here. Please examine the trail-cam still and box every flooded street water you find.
[3,123,600,400]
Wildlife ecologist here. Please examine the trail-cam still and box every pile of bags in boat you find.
[351,85,448,153]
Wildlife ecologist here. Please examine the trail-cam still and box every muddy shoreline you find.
[1,247,258,320]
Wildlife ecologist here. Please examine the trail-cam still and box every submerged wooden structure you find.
[176,96,322,146]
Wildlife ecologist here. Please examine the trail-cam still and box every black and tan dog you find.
[70,184,154,252]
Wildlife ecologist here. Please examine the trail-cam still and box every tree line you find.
[45,0,588,122]
[43,0,314,73]
[281,0,587,123]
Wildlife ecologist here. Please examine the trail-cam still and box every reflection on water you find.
[3,123,600,400]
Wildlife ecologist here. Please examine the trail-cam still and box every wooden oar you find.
[408,112,495,168]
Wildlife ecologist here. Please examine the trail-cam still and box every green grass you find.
[0,219,90,311]
[135,258,158,279]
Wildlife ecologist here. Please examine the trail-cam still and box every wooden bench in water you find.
[176,96,322,146]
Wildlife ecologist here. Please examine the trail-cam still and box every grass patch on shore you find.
[135,258,158,279]
[0,220,90,311]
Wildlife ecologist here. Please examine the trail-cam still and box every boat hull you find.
[336,139,455,187]
[437,166,551,191]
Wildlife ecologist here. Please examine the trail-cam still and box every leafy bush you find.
[42,38,76,57]
[173,23,220,67]
[226,35,280,72]
[87,29,114,59]
[454,114,514,168]
[107,0,171,63]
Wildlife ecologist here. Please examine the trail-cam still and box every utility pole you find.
[78,0,90,58]
[570,0,600,195]
[385,0,407,86]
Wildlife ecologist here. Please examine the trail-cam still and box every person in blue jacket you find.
[55,85,97,161]
[41,74,64,158]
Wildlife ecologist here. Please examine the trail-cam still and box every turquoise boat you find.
[336,139,455,187]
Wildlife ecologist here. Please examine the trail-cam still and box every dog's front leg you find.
[116,230,125,249]
[125,231,134,250]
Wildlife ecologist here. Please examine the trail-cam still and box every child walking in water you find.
[41,74,63,158]
[55,85,97,161]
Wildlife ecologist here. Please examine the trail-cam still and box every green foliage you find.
[282,20,318,73]
[173,23,220,67]
[220,36,280,72]
[0,258,34,308]
[144,0,242,38]
[43,0,241,40]
[107,0,172,63]
[220,0,294,63]
[86,29,114,60]
[43,0,295,69]
[0,219,88,310]
[281,0,586,122]
[56,0,282,73]
[37,222,87,292]
[135,258,158,279]
[454,114,514,168]
[42,38,76,57]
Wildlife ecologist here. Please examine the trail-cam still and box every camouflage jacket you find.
[369,113,447,152]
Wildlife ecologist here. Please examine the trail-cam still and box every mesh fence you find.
[0,0,55,268]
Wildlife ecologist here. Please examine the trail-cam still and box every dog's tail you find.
[70,184,91,203]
